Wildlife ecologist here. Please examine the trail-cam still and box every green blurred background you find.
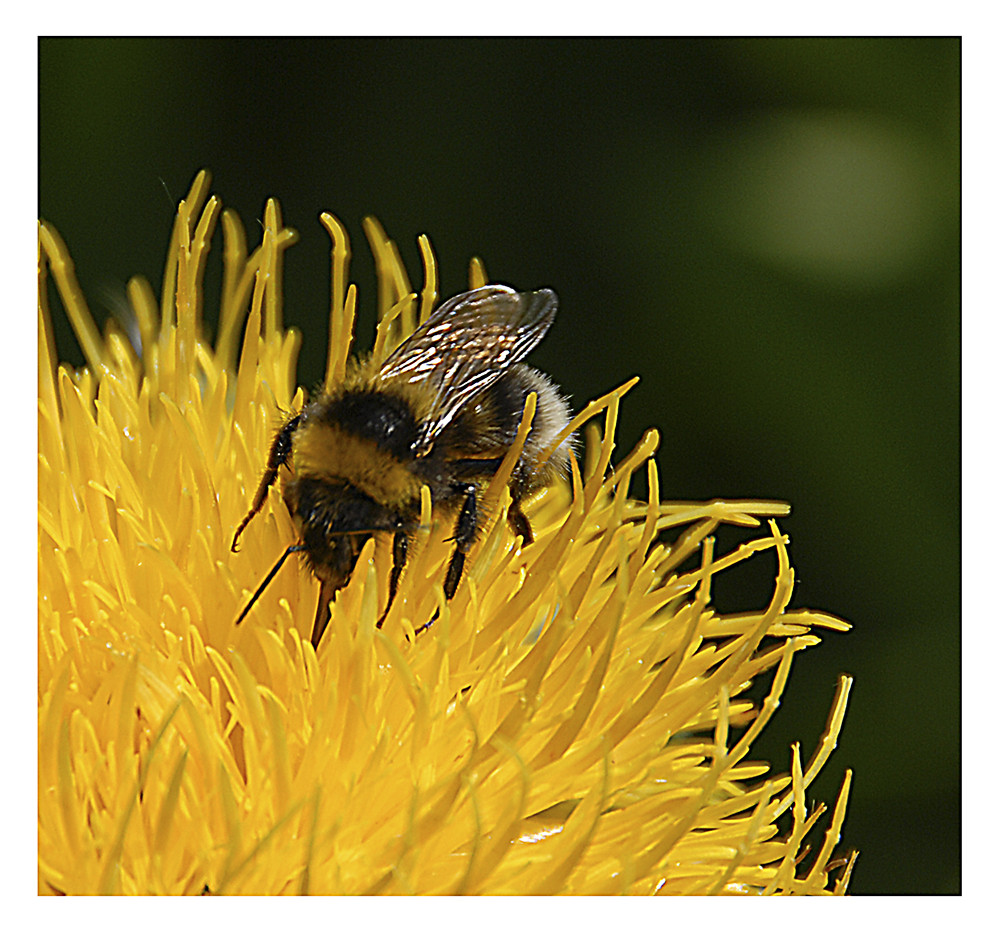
[38,37,959,894]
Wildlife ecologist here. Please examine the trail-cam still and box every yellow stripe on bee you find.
[292,421,422,509]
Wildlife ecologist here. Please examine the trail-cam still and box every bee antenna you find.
[235,543,306,627]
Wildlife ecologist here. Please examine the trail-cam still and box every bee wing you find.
[378,284,558,453]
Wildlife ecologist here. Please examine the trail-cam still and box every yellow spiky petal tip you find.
[38,170,857,895]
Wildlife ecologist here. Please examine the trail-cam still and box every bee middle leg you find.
[377,529,408,629]
[444,483,478,600]
[412,483,478,638]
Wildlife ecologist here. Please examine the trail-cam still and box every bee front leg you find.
[231,414,301,552]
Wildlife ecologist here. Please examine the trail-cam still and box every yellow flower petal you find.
[38,170,855,895]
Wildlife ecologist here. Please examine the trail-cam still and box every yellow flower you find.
[38,170,856,895]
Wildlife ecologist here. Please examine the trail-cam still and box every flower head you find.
[38,170,856,895]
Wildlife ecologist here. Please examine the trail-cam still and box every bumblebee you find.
[232,284,574,647]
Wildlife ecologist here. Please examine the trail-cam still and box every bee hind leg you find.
[507,497,534,546]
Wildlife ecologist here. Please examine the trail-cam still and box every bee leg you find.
[507,497,534,546]
[310,577,337,649]
[377,530,408,629]
[412,483,478,638]
[444,483,478,599]
[231,414,301,552]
